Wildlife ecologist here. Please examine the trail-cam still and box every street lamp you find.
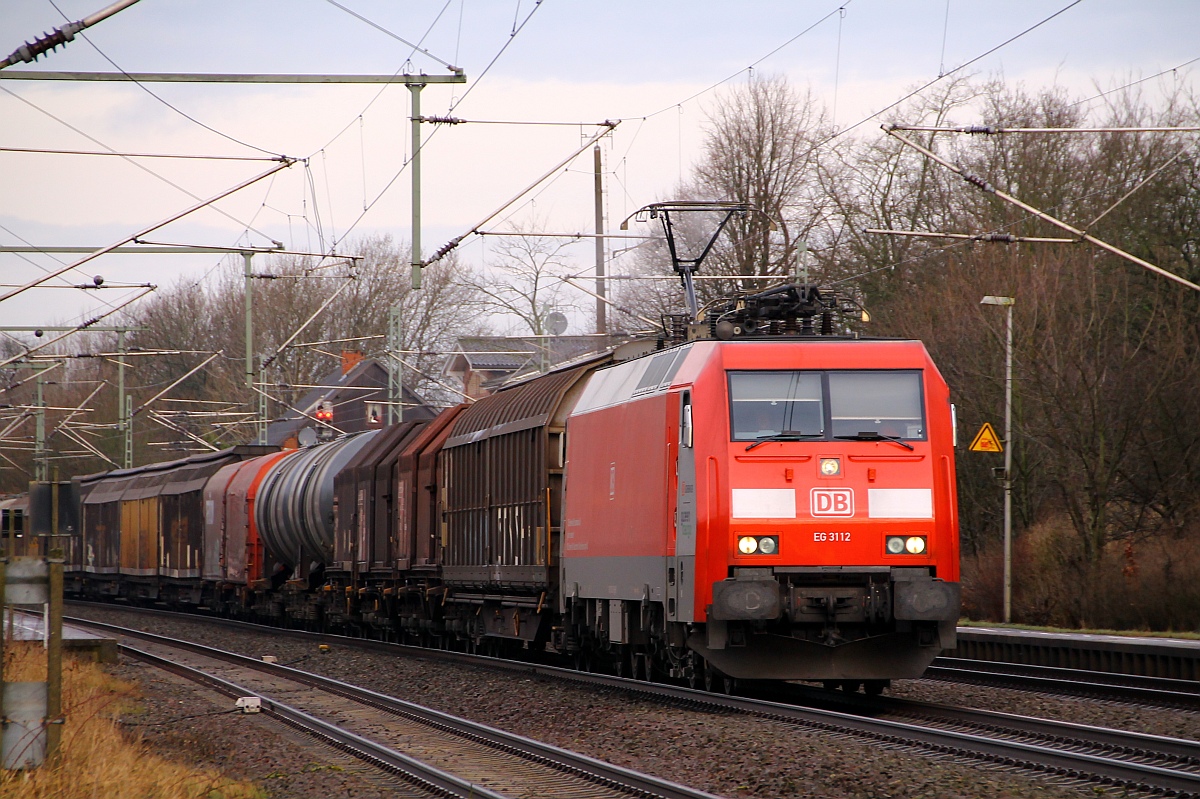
[981,295,1015,623]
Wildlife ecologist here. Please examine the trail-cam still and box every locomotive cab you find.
[686,340,960,681]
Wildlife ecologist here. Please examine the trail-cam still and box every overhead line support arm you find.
[882,126,1200,293]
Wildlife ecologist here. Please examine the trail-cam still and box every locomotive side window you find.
[728,370,925,442]
[681,391,694,448]
[828,371,924,440]
[729,372,824,440]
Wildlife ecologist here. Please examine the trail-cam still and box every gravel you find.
[110,658,426,799]
[75,605,1191,799]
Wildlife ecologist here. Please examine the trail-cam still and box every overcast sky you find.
[1,0,1196,332]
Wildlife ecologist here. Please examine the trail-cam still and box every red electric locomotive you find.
[559,283,960,690]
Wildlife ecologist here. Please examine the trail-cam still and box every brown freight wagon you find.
[159,446,275,604]
[332,420,425,578]
[77,470,138,597]
[438,358,609,647]
[75,447,274,602]
[394,404,466,572]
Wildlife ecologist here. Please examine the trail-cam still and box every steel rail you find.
[774,683,1200,765]
[67,605,1200,796]
[119,643,509,799]
[69,615,726,799]
[928,657,1200,708]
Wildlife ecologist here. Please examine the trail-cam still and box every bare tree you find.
[463,225,580,336]
[118,233,482,454]
[613,75,839,325]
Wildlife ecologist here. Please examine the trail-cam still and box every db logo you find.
[810,488,854,517]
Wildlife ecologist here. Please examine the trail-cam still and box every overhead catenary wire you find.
[321,0,461,73]
[261,274,357,368]
[835,152,1195,288]
[886,124,1200,134]
[640,2,851,121]
[446,0,544,115]
[246,0,542,264]
[0,223,137,319]
[130,352,223,418]
[45,0,283,157]
[247,382,341,435]
[0,287,155,369]
[389,353,474,402]
[865,229,1077,244]
[0,85,291,247]
[145,411,220,452]
[0,157,292,304]
[1069,56,1200,109]
[422,122,619,268]
[0,146,282,160]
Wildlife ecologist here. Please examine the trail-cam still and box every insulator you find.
[961,172,996,193]
[5,22,81,65]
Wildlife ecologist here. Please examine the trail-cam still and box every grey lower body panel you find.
[560,555,667,610]
[689,629,943,681]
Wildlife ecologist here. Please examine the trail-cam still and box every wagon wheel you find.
[613,647,632,678]
[864,679,888,697]
[687,655,704,690]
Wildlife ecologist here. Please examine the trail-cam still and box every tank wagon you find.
[56,284,961,691]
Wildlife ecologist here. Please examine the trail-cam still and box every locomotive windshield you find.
[728,370,925,442]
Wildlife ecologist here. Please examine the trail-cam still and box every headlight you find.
[886,535,927,555]
[737,535,779,555]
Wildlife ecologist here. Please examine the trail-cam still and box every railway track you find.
[926,656,1200,709]
[68,604,1200,798]
[71,615,725,799]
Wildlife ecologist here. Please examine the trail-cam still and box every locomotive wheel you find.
[703,662,718,693]
[687,657,704,690]
[723,674,739,695]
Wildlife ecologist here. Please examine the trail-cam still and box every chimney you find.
[341,350,364,375]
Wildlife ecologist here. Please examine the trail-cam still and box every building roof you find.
[444,335,621,389]
[266,358,435,446]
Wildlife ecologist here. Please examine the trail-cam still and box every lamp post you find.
[981,295,1015,623]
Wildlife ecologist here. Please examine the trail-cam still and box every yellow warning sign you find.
[969,422,1003,453]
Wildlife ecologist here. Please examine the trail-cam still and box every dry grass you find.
[0,643,264,799]
[962,513,1200,633]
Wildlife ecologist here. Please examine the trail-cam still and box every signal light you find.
[315,400,334,423]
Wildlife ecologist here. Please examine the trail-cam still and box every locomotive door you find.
[670,390,697,622]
